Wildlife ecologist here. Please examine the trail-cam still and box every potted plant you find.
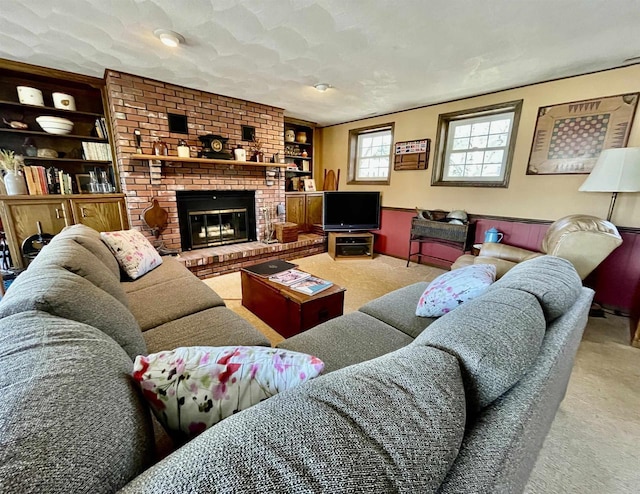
[250,137,264,162]
[0,150,27,195]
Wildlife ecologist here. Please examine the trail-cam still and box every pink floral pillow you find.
[133,346,324,440]
[100,229,162,280]
[416,264,497,317]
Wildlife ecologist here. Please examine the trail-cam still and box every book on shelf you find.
[81,141,112,161]
[289,276,333,295]
[94,117,108,139]
[269,269,311,286]
[23,166,65,195]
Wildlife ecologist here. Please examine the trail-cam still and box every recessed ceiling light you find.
[313,83,331,92]
[153,29,185,48]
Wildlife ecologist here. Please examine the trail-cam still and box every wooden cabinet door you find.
[305,193,323,229]
[69,196,129,232]
[285,194,306,231]
[0,198,72,267]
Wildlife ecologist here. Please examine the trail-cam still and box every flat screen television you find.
[323,191,381,231]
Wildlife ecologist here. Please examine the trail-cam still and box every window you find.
[348,123,394,185]
[432,100,522,187]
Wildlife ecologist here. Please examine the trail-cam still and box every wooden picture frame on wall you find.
[527,93,639,175]
[394,139,430,170]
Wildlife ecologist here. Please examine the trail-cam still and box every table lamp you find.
[579,147,640,221]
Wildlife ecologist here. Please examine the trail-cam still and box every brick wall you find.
[104,70,285,250]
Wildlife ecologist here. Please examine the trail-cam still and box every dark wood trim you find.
[431,99,523,188]
[320,62,640,129]
[347,122,394,185]
[382,206,640,232]
[0,58,104,87]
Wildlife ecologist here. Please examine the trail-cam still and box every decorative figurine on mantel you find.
[250,137,264,162]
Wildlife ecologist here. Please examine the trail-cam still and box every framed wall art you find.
[527,93,639,175]
[394,138,430,170]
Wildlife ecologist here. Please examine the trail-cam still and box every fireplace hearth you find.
[177,191,256,250]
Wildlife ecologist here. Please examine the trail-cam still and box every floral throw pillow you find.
[416,264,497,317]
[133,346,325,440]
[100,229,162,280]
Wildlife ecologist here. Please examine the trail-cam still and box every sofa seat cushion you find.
[0,265,147,359]
[52,223,121,279]
[359,281,435,338]
[277,311,414,373]
[487,255,582,321]
[415,287,546,411]
[122,257,194,294]
[0,311,154,493]
[126,277,225,332]
[120,345,466,493]
[142,306,270,353]
[134,346,324,441]
[29,238,129,307]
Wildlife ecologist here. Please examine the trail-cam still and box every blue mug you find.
[484,227,503,243]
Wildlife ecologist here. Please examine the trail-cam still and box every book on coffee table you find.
[243,259,297,277]
[290,276,334,295]
[269,269,312,286]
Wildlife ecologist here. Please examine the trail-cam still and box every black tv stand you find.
[328,232,374,260]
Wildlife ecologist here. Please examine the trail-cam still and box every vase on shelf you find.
[296,131,307,143]
[252,151,265,162]
[3,171,28,195]
[285,130,295,142]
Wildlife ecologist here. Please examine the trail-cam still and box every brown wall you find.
[104,70,285,249]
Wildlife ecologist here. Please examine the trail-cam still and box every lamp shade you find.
[579,147,640,192]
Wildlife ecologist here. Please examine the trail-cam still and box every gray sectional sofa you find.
[0,224,594,494]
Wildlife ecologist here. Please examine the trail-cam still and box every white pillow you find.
[133,346,325,440]
[416,264,497,317]
[100,229,162,280]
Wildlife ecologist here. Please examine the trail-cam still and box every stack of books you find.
[94,118,108,139]
[81,142,112,161]
[269,269,333,295]
[23,166,72,195]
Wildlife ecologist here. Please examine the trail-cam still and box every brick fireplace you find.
[104,70,286,252]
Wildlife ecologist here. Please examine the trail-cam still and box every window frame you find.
[431,100,523,188]
[347,122,395,185]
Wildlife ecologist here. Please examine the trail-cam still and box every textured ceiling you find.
[1,0,639,126]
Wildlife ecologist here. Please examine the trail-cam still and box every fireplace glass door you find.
[188,208,248,248]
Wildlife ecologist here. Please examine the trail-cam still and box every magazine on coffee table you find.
[290,275,333,295]
[269,269,312,286]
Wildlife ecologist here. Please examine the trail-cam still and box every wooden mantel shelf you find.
[130,154,285,167]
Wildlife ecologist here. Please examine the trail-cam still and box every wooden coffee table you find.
[241,264,345,338]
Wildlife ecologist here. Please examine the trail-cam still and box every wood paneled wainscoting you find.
[373,207,640,318]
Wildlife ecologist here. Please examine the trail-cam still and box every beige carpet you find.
[204,253,640,492]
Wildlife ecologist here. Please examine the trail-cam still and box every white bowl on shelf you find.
[36,116,74,135]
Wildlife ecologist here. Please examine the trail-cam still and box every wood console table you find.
[406,216,476,266]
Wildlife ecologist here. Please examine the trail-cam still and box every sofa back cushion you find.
[53,223,121,278]
[0,265,147,359]
[415,287,546,412]
[0,311,154,493]
[28,237,129,307]
[487,255,582,321]
[120,345,466,493]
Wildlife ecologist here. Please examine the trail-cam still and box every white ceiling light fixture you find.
[313,83,331,92]
[153,29,185,48]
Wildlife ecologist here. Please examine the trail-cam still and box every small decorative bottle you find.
[177,139,190,158]
[153,138,168,156]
